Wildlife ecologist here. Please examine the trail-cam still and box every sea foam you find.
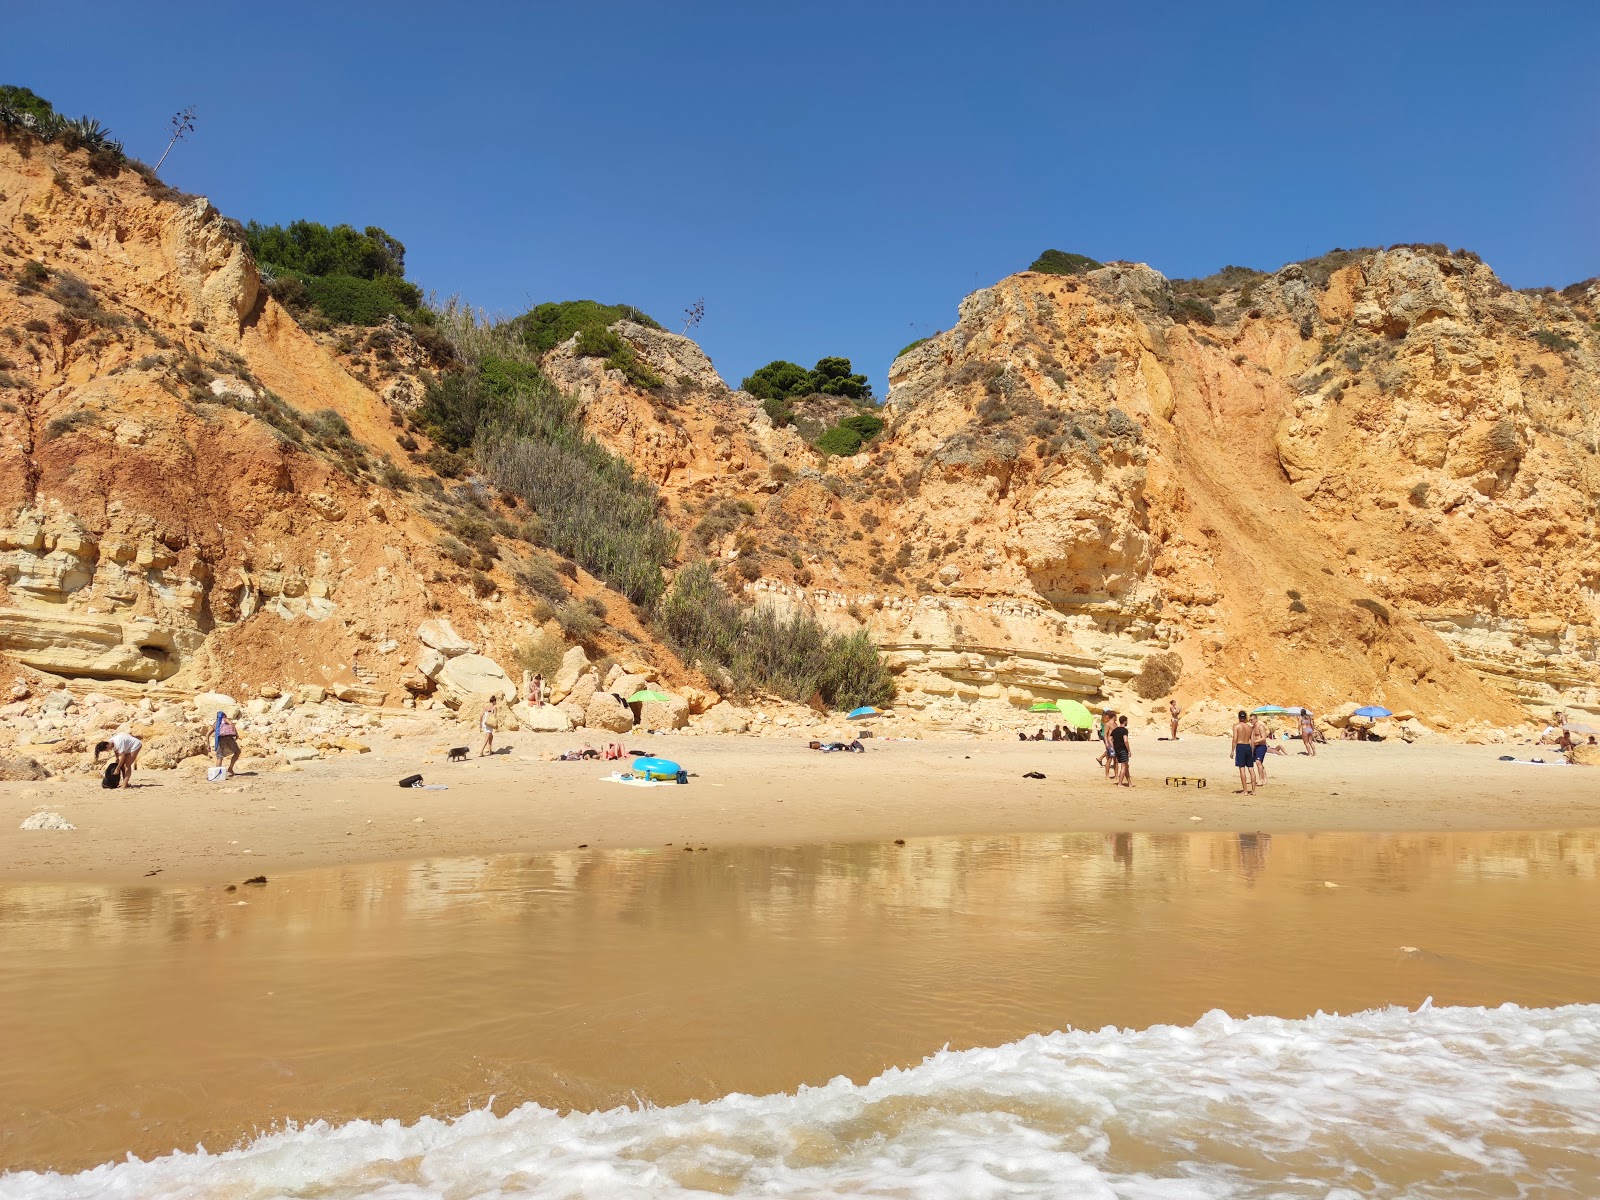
[4,1003,1598,1199]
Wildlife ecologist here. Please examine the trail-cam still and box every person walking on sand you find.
[213,709,241,778]
[480,698,498,756]
[1251,713,1270,786]
[1100,709,1118,780]
[1112,715,1133,787]
[1169,699,1181,741]
[1231,710,1256,795]
[95,731,142,788]
[1299,707,1317,757]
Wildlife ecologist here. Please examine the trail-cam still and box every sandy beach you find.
[3,731,1595,885]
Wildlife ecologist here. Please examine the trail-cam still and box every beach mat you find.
[602,773,676,788]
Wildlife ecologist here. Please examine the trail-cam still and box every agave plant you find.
[64,115,115,150]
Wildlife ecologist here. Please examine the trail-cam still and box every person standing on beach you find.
[213,710,241,778]
[1251,714,1270,786]
[1112,715,1132,786]
[1169,699,1181,740]
[1299,708,1317,757]
[1100,709,1118,779]
[480,698,497,757]
[1231,711,1256,795]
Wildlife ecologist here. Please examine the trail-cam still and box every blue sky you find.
[10,1,1598,394]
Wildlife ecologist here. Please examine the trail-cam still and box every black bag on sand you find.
[101,762,121,789]
[397,773,423,788]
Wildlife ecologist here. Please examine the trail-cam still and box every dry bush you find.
[1130,651,1182,699]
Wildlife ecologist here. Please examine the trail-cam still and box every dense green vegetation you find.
[742,356,872,402]
[503,300,666,390]
[656,562,896,710]
[511,300,661,355]
[246,220,423,327]
[418,311,678,605]
[1029,249,1101,276]
[815,412,885,456]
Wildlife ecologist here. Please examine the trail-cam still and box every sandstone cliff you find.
[0,138,669,714]
[4,130,1597,739]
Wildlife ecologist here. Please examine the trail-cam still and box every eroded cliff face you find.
[559,251,1597,729]
[0,139,658,706]
[3,132,1595,733]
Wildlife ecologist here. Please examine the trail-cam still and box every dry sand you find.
[2,731,1596,885]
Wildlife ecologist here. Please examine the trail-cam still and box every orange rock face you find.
[3,134,1595,732]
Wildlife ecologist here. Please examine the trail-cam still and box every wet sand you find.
[1,734,1596,885]
[2,829,1597,1175]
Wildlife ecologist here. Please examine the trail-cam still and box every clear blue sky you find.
[11,1,1598,395]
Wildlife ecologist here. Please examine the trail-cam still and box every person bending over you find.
[94,732,142,788]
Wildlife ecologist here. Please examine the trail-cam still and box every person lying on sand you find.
[556,746,601,761]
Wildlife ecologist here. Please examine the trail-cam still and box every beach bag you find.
[217,716,237,739]
[675,769,688,785]
[207,765,226,782]
[397,773,424,788]
[100,761,121,789]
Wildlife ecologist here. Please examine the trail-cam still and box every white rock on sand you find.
[20,810,75,831]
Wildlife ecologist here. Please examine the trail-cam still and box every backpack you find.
[101,761,121,789]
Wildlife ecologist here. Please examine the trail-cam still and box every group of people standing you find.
[1230,708,1318,794]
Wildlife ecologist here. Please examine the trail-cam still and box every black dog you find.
[447,746,469,762]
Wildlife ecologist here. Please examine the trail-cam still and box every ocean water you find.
[4,1002,1598,1198]
[4,831,1599,1195]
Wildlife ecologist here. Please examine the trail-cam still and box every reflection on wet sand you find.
[2,830,1597,1173]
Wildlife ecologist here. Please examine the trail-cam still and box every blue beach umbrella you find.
[847,706,879,719]
[1250,705,1289,715]
[1353,706,1393,719]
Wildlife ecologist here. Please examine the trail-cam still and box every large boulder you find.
[433,653,518,708]
[584,692,635,733]
[567,670,600,713]
[696,702,751,733]
[513,702,574,732]
[192,692,241,718]
[640,695,691,730]
[141,728,211,769]
[0,755,49,781]
[1326,702,1361,729]
[417,619,477,658]
[549,646,590,704]
[416,648,447,680]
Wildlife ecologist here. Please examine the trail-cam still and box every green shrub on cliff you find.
[656,562,896,710]
[511,300,661,356]
[245,220,422,327]
[1029,249,1101,276]
[742,356,872,401]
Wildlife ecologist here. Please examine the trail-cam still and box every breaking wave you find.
[5,1003,1599,1199]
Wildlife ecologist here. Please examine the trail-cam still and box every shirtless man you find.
[1101,709,1119,780]
[1169,699,1181,741]
[1251,714,1270,786]
[1231,711,1256,795]
[1111,715,1132,787]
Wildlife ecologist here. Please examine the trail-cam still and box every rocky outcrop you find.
[432,654,518,708]
[0,607,176,681]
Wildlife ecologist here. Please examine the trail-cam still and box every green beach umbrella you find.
[1250,705,1289,715]
[1057,699,1094,729]
[1029,701,1062,713]
[627,689,672,704]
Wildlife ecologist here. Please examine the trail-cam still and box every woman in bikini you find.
[1299,708,1317,757]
